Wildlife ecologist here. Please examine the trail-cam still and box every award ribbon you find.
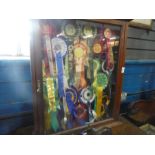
[79,87,96,122]
[46,78,57,111]
[83,25,93,37]
[51,37,67,97]
[42,61,51,131]
[64,23,76,37]
[93,25,104,54]
[65,86,89,126]
[93,73,108,118]
[74,40,88,89]
[51,37,69,124]
[75,103,88,125]
[42,24,55,77]
[65,86,78,117]
[79,87,95,104]
[104,28,114,71]
[55,51,65,97]
[68,44,74,86]
[42,25,60,132]
[106,40,111,70]
[96,87,103,117]
[86,37,93,81]
[93,42,102,54]
[102,95,110,116]
[93,59,100,79]
[46,77,60,132]
[109,46,114,72]
[51,38,67,57]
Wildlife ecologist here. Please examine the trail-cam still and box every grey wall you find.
[121,20,155,112]
[126,20,155,60]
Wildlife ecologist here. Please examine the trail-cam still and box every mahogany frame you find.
[30,19,128,134]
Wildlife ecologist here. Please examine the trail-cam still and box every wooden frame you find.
[30,20,44,134]
[30,19,127,134]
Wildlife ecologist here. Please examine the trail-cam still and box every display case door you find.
[30,19,127,134]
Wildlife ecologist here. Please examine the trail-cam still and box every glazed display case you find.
[30,19,127,134]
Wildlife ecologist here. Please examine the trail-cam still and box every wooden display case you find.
[30,19,128,134]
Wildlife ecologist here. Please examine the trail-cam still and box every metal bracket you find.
[37,80,41,93]
[121,67,125,73]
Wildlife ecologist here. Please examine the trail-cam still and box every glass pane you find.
[40,19,121,133]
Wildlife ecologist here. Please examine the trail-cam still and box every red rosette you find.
[75,103,88,121]
[41,24,53,35]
